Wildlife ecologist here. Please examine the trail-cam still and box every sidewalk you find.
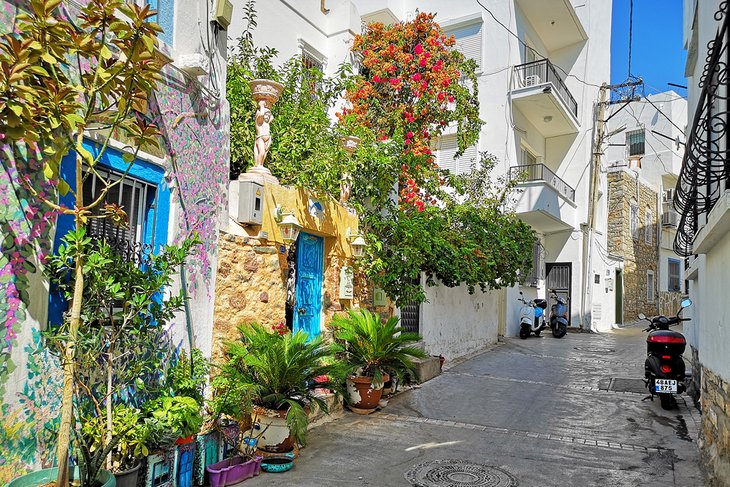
[245,326,705,486]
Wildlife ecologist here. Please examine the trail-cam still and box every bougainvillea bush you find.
[339,14,535,304]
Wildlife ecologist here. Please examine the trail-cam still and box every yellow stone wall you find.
[212,182,393,363]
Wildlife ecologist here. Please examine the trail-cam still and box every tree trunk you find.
[55,255,84,487]
[106,340,114,470]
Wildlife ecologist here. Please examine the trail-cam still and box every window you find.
[299,40,326,95]
[434,134,478,174]
[644,209,653,244]
[626,129,645,157]
[630,200,639,240]
[446,22,483,71]
[521,147,538,165]
[145,0,174,46]
[646,270,655,302]
[83,167,157,264]
[522,241,544,286]
[668,259,681,292]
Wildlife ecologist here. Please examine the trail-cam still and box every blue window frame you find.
[147,0,175,46]
[48,141,170,326]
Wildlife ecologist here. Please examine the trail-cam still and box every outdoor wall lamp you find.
[278,212,302,245]
[350,234,367,258]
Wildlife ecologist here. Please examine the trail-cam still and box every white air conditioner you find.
[524,74,542,87]
[662,211,679,227]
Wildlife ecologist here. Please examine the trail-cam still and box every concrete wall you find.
[421,283,502,359]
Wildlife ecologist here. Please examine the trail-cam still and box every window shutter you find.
[436,135,478,174]
[447,22,482,70]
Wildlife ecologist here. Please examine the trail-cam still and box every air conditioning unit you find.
[663,188,675,203]
[525,75,542,87]
[662,210,679,227]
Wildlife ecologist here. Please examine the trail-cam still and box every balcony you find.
[511,60,580,137]
[509,164,577,233]
[515,0,587,52]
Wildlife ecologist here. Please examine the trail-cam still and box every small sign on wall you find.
[373,288,387,307]
[339,266,354,300]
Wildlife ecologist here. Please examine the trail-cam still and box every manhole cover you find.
[573,346,616,354]
[598,377,647,394]
[405,459,518,487]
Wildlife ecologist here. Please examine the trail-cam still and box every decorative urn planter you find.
[252,405,295,453]
[346,373,389,412]
[248,79,284,107]
[206,456,262,487]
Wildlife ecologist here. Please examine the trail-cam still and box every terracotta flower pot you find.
[346,373,389,410]
[248,79,284,108]
[252,405,294,453]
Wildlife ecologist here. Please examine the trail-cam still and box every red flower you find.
[448,95,455,103]
[405,138,411,146]
[412,73,421,82]
[437,92,445,101]
[419,58,427,67]
[414,43,423,55]
[407,131,414,138]
[442,79,451,88]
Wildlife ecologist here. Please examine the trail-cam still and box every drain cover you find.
[405,459,518,487]
[598,378,647,394]
[573,346,616,353]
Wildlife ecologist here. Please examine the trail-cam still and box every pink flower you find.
[411,73,421,82]
[448,95,455,103]
[437,92,445,101]
[404,139,411,146]
[419,58,427,67]
[407,131,414,138]
[373,75,382,83]
[414,43,423,55]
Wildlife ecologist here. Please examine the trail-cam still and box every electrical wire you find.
[474,0,603,88]
[628,0,634,78]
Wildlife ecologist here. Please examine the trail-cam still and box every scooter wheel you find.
[552,324,567,338]
[519,326,530,339]
[534,329,541,337]
[659,394,676,410]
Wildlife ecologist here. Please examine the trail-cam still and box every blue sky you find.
[611,0,687,96]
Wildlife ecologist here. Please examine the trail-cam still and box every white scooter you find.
[518,292,548,339]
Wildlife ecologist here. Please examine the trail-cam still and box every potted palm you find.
[219,323,343,453]
[331,309,428,413]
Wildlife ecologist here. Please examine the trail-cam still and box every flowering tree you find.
[340,14,535,305]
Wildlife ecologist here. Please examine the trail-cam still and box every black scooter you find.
[638,298,692,410]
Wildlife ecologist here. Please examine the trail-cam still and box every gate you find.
[400,302,421,334]
[546,263,572,326]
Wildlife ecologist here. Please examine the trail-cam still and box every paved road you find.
[246,325,705,486]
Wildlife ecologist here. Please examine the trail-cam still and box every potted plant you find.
[218,323,344,453]
[331,309,428,412]
[42,236,197,487]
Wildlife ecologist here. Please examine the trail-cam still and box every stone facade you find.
[699,365,730,486]
[607,170,660,321]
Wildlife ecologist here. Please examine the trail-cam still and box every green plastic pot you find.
[8,467,116,487]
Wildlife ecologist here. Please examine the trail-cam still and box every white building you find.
[229,0,613,359]
[604,92,688,319]
[678,0,730,482]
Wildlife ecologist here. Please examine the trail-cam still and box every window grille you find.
[668,259,682,292]
[626,129,645,157]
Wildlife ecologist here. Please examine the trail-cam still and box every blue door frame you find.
[293,233,324,339]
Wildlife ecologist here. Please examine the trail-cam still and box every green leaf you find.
[122,152,135,163]
[99,44,113,60]
[58,178,71,196]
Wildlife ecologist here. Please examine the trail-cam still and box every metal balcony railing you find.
[510,164,576,202]
[513,59,578,118]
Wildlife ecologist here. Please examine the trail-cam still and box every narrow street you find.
[247,325,704,486]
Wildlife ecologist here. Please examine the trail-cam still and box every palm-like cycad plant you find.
[331,309,427,385]
[221,323,343,447]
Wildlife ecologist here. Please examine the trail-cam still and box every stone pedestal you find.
[239,166,279,185]
[412,356,442,383]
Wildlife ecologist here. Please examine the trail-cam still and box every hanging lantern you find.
[278,212,302,245]
[351,235,367,258]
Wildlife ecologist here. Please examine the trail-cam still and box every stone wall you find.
[699,365,730,486]
[607,171,660,320]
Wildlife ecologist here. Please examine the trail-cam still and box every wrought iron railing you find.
[88,220,154,266]
[513,59,579,118]
[674,1,730,256]
[510,164,576,202]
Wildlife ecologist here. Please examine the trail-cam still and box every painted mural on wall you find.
[0,2,230,476]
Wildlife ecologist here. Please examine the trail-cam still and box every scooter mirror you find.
[638,313,646,320]
[681,298,692,308]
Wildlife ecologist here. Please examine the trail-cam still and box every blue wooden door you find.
[293,233,324,338]
[177,448,194,487]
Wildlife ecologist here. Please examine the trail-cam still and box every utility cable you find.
[628,0,634,78]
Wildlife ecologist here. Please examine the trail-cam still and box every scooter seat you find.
[533,298,548,309]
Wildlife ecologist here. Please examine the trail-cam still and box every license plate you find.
[655,379,677,393]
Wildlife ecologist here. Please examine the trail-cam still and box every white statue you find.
[254,100,273,167]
